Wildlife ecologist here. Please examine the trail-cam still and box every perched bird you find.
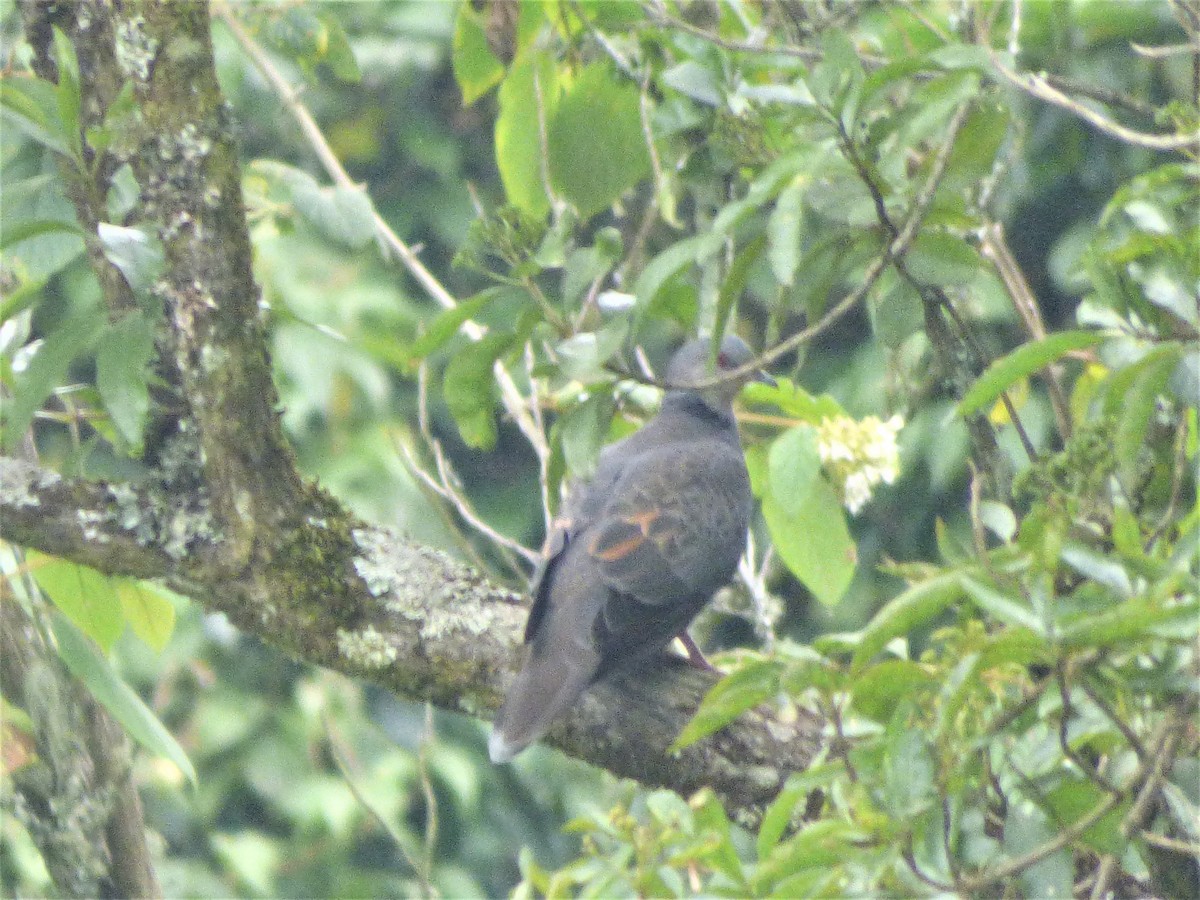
[489,334,774,763]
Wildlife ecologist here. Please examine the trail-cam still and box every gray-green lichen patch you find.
[1,461,62,508]
[337,625,398,669]
[115,15,157,82]
[351,526,520,642]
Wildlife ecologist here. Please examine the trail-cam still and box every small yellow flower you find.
[816,414,903,514]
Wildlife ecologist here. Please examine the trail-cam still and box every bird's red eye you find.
[717,351,731,368]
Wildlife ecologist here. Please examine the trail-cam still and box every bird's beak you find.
[753,369,777,388]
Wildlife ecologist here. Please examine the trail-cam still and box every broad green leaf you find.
[768,177,806,286]
[2,304,104,451]
[767,425,821,518]
[690,789,743,885]
[97,222,166,297]
[868,276,923,349]
[764,477,855,607]
[742,378,845,423]
[52,613,197,786]
[958,330,1107,417]
[554,317,627,382]
[670,659,782,751]
[548,64,650,220]
[495,54,557,217]
[115,580,177,653]
[28,551,124,653]
[442,331,513,449]
[96,312,155,453]
[851,570,965,671]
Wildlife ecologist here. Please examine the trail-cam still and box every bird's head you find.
[665,334,776,410]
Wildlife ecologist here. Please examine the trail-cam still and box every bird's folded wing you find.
[585,444,750,604]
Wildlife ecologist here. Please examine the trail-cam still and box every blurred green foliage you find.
[2,0,1197,897]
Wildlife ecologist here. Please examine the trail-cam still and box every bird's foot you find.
[676,631,719,673]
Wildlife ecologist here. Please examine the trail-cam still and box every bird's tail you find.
[488,652,591,764]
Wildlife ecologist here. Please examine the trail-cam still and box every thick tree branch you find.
[0,456,822,819]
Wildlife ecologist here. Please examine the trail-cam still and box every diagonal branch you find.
[0,456,823,821]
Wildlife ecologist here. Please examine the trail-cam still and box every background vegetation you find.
[1,0,1196,897]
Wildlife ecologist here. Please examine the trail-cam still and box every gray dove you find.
[489,334,773,763]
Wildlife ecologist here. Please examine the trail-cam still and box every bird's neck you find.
[663,390,737,430]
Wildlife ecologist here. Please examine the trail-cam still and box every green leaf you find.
[0,217,83,250]
[958,330,1107,417]
[1044,780,1127,855]
[1060,544,1133,598]
[315,10,361,83]
[633,235,705,310]
[96,312,156,453]
[767,425,821,518]
[1111,343,1181,489]
[548,64,650,220]
[961,575,1045,634]
[116,580,177,652]
[905,231,983,286]
[52,613,197,786]
[756,762,844,861]
[51,27,82,160]
[662,60,722,107]
[291,180,377,250]
[406,288,504,362]
[495,54,557,217]
[868,276,923,348]
[559,391,614,480]
[1060,596,1199,648]
[851,658,935,721]
[2,304,104,451]
[764,477,855,607]
[442,332,513,449]
[1003,797,1072,900]
[28,551,124,653]
[97,222,166,297]
[754,820,867,891]
[768,176,806,287]
[670,659,782,751]
[452,2,505,104]
[0,79,71,156]
[851,570,964,671]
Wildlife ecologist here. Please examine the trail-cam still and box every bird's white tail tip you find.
[488,728,521,764]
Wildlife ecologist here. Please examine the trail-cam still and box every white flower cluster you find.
[816,414,903,515]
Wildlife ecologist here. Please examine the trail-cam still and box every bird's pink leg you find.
[676,631,718,672]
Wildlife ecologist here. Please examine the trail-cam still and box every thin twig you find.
[1078,675,1148,762]
[986,52,1199,152]
[979,222,1073,440]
